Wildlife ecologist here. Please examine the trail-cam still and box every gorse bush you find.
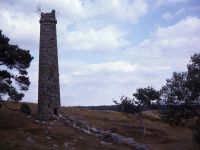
[160,107,179,125]
[20,103,31,115]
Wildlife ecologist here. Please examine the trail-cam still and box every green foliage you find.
[160,105,185,125]
[0,30,33,102]
[114,87,160,114]
[160,53,200,125]
[114,53,200,141]
[133,86,160,112]
[115,96,138,113]
[161,72,189,105]
[187,53,200,108]
[160,72,190,125]
[193,117,200,144]
[20,103,31,115]
[114,87,160,137]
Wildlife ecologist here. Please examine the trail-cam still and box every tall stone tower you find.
[37,10,61,120]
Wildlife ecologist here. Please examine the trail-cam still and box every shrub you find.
[20,103,31,115]
[160,106,182,125]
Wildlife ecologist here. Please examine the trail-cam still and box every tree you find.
[113,95,138,114]
[133,86,160,113]
[114,87,160,115]
[160,53,200,125]
[161,72,188,105]
[186,53,200,116]
[186,53,200,143]
[160,72,192,125]
[0,30,33,108]
[114,87,160,136]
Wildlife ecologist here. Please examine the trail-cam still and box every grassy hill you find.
[0,102,199,150]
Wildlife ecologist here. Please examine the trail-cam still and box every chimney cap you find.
[40,10,57,24]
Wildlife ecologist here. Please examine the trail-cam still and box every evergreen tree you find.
[0,30,33,105]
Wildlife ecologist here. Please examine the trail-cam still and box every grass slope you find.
[0,102,199,150]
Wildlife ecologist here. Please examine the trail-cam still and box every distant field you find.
[0,102,199,150]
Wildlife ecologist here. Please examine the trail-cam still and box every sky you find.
[0,0,200,106]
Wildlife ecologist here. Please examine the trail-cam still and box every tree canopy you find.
[114,86,160,114]
[133,86,160,110]
[187,53,200,106]
[160,53,200,123]
[0,30,33,102]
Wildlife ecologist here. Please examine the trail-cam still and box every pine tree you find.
[0,30,33,105]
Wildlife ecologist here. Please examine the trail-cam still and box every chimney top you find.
[40,10,57,24]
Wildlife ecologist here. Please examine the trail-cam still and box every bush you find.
[160,107,182,125]
[193,117,200,144]
[160,105,195,126]
[20,103,31,115]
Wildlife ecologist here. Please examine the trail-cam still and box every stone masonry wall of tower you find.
[37,10,61,120]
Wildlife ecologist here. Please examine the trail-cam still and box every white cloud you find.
[59,61,137,81]
[155,0,189,6]
[1,0,199,106]
[23,59,170,105]
[156,16,200,40]
[175,8,185,15]
[0,7,39,48]
[14,0,148,24]
[129,16,200,72]
[61,25,128,51]
[161,8,185,21]
[20,61,38,103]
[0,0,147,53]
[92,0,148,23]
[162,12,173,21]
[57,60,171,105]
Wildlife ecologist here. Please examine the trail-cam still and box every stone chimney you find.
[37,10,61,120]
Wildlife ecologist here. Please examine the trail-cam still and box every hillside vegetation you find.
[0,102,199,150]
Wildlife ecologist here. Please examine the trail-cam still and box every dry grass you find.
[0,102,199,150]
[63,107,200,150]
[0,102,132,150]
